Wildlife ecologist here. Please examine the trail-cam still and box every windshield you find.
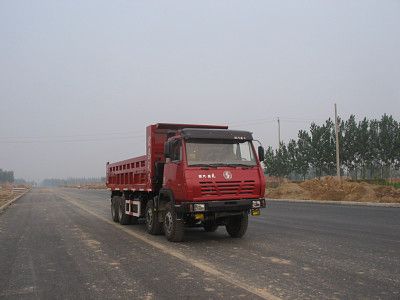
[186,140,257,166]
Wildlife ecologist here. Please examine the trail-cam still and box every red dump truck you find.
[106,123,266,242]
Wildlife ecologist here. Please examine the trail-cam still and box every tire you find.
[111,196,119,222]
[225,213,248,238]
[203,222,218,232]
[163,203,184,242]
[118,196,131,225]
[145,200,162,235]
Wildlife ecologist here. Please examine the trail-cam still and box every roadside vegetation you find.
[0,185,14,206]
[266,177,400,203]
[264,114,400,180]
[0,184,30,207]
[371,179,400,189]
[0,169,31,207]
[40,177,106,189]
[41,177,105,188]
[0,169,14,183]
[264,114,400,203]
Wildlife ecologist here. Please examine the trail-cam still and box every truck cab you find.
[155,128,266,241]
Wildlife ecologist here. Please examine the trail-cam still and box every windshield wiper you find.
[189,163,218,168]
[234,163,256,167]
[189,163,255,168]
[215,163,256,168]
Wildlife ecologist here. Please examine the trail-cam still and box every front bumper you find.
[174,198,266,213]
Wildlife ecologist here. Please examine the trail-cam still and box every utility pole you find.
[277,117,281,148]
[334,103,341,181]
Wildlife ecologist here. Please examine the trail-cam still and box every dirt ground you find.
[64,178,400,203]
[0,190,13,207]
[65,183,106,189]
[0,185,28,207]
[266,177,400,203]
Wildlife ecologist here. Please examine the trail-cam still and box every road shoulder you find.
[267,197,400,208]
[0,189,31,213]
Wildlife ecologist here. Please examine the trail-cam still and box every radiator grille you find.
[200,180,256,197]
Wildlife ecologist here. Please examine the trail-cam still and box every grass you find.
[356,179,400,189]
[385,182,400,189]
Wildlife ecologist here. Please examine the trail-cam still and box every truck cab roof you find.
[181,128,253,141]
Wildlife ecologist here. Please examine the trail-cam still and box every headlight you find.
[252,200,261,208]
[194,203,205,212]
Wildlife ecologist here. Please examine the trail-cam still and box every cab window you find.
[171,140,182,162]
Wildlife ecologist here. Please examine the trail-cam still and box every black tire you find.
[145,200,162,235]
[163,203,184,242]
[118,196,131,225]
[203,222,218,232]
[225,213,248,238]
[111,196,119,222]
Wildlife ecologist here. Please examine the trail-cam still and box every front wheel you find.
[145,200,162,235]
[164,203,184,242]
[226,213,248,238]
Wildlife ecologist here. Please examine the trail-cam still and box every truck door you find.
[164,139,185,201]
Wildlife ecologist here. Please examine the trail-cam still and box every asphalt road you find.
[0,188,399,299]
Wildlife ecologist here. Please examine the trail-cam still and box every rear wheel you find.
[164,203,184,242]
[145,200,162,235]
[226,213,248,238]
[111,197,119,222]
[118,196,131,225]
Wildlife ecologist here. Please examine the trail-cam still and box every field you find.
[266,176,400,203]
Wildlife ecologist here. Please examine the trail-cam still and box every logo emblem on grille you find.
[223,171,232,180]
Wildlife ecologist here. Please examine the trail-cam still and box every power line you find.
[230,118,275,127]
[0,115,338,144]
[229,116,327,127]
[0,129,144,140]
[0,134,145,144]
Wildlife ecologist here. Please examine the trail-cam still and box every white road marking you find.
[59,192,280,300]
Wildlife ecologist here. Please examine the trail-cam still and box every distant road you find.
[0,188,399,299]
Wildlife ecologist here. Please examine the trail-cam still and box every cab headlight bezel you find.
[194,203,205,212]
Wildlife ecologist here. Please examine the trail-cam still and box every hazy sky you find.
[1,0,399,182]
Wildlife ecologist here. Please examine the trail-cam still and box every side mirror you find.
[258,146,265,162]
[164,141,171,158]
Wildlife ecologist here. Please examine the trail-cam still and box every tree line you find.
[0,169,14,183]
[41,177,105,187]
[264,114,400,180]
